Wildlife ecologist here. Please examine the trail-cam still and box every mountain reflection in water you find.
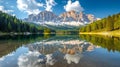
[0,35,120,67]
[18,37,98,67]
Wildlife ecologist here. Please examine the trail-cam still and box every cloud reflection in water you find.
[18,39,99,67]
[18,51,57,67]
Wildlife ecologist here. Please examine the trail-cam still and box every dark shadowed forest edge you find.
[79,13,120,37]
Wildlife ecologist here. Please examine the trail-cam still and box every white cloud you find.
[17,0,57,15]
[0,6,14,13]
[45,0,57,12]
[17,0,44,15]
[64,0,84,12]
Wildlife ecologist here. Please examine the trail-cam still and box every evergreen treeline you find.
[0,11,55,34]
[80,13,120,32]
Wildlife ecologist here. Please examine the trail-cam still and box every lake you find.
[0,34,120,67]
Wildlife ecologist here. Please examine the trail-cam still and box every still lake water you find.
[0,34,120,67]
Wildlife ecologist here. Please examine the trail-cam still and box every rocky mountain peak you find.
[24,10,99,24]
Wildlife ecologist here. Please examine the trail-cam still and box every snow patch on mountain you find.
[35,21,84,26]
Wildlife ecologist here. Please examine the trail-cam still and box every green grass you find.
[79,30,120,37]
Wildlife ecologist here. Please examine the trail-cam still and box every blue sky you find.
[0,0,120,19]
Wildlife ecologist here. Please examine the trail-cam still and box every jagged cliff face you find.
[59,10,78,22]
[24,10,98,24]
[59,10,96,23]
[24,11,58,22]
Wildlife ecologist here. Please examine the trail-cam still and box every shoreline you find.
[79,30,120,37]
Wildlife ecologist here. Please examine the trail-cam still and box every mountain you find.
[59,10,97,23]
[24,10,98,23]
[24,11,58,22]
[24,10,99,30]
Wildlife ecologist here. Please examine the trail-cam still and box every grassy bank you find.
[79,30,120,37]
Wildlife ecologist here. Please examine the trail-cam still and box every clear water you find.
[0,34,120,67]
